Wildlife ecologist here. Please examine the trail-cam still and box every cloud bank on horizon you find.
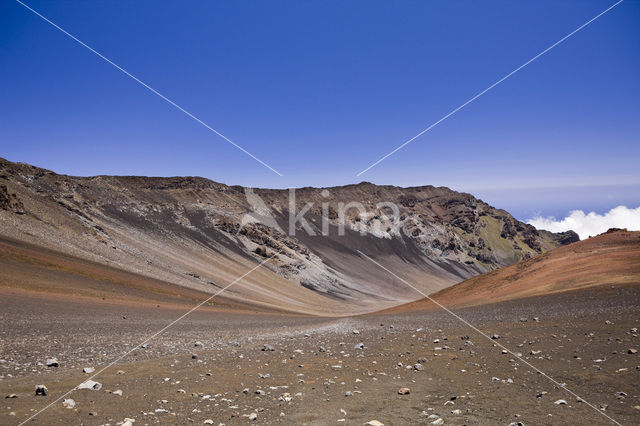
[528,206,640,240]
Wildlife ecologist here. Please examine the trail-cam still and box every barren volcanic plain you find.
[1,159,639,425]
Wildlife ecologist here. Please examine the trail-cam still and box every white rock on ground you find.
[77,380,102,390]
[62,399,76,409]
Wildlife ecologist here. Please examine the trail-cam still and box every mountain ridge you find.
[0,157,578,314]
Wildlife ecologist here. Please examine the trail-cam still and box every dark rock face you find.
[0,184,25,214]
[555,230,580,244]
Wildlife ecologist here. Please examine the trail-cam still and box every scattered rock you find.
[248,412,258,421]
[113,389,123,396]
[554,399,567,405]
[354,343,365,349]
[413,363,424,371]
[261,344,275,352]
[6,394,17,398]
[194,341,203,347]
[431,418,444,425]
[365,421,384,426]
[352,329,360,335]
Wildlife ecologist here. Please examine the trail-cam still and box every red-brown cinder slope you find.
[382,229,640,313]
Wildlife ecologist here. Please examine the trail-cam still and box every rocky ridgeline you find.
[0,158,578,303]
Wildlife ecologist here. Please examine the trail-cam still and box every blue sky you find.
[1,0,639,221]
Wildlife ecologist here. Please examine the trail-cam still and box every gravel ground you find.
[1,285,640,425]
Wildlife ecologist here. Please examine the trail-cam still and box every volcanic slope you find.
[0,158,577,314]
[382,229,640,313]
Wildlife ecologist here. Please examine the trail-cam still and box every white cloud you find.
[527,205,640,240]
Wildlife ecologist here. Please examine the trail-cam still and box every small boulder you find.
[77,380,102,391]
[398,387,410,395]
[46,358,59,367]
[35,385,48,396]
[62,398,76,409]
